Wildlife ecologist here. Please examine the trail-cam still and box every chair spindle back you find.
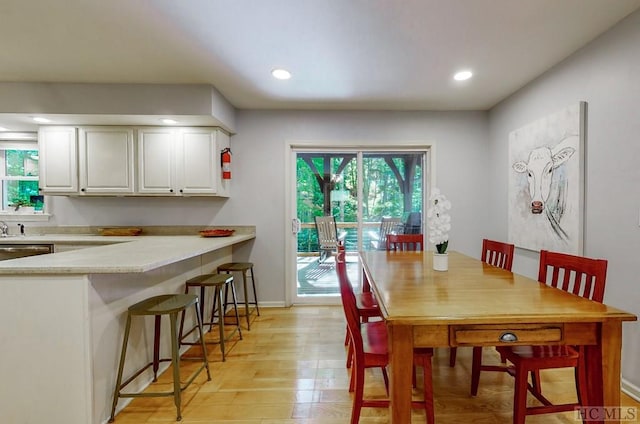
[481,239,515,271]
[538,250,607,302]
[386,234,424,251]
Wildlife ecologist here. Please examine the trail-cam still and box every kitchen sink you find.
[0,243,53,260]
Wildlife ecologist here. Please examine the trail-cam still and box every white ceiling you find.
[1,0,640,112]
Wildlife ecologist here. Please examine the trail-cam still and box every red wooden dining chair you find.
[481,238,515,271]
[451,239,515,367]
[336,252,435,424]
[386,233,424,251]
[337,242,383,368]
[471,249,608,424]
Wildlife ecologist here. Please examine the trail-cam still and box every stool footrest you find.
[118,363,208,399]
[180,325,240,346]
[118,359,172,389]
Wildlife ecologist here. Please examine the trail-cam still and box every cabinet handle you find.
[179,189,183,193]
[499,332,518,343]
[81,188,86,192]
[169,189,173,193]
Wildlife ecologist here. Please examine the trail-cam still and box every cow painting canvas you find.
[508,102,585,254]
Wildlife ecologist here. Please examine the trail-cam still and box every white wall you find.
[488,10,640,391]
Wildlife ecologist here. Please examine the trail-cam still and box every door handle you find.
[291,218,301,234]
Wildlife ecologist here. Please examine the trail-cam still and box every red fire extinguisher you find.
[221,148,232,180]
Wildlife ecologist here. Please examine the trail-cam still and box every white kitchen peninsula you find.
[0,231,255,424]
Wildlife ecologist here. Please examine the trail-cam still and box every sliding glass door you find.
[290,147,426,304]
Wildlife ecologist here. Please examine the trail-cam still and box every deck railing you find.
[298,221,406,253]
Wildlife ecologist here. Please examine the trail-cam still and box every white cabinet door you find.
[78,127,134,194]
[38,126,79,193]
[178,128,217,195]
[137,128,177,194]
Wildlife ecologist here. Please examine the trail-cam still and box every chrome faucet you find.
[0,221,8,237]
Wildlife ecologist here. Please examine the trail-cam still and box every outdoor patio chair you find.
[403,212,422,234]
[369,217,402,250]
[314,215,346,263]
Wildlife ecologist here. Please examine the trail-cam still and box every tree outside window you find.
[0,142,43,212]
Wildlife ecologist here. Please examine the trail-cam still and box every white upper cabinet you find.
[78,127,135,194]
[40,126,229,197]
[40,126,134,195]
[137,127,228,196]
[38,126,79,194]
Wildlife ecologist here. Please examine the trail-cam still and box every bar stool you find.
[179,273,242,361]
[217,262,260,330]
[109,294,210,422]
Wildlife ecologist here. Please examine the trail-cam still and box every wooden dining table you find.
[359,250,637,424]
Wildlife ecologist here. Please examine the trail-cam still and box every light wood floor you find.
[112,306,640,423]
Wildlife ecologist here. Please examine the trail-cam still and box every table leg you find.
[362,267,371,293]
[388,323,413,423]
[583,320,622,424]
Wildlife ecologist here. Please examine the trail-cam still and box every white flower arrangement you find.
[426,188,452,254]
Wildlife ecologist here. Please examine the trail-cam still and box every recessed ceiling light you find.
[161,119,178,125]
[272,68,292,80]
[453,70,473,81]
[0,127,8,131]
[32,117,51,123]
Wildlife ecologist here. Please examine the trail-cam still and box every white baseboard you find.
[256,301,287,308]
[622,377,640,402]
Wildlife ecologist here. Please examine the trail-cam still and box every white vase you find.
[433,252,448,271]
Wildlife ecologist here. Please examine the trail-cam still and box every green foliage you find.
[7,182,39,206]
[3,149,43,210]
[436,240,448,254]
[296,152,423,253]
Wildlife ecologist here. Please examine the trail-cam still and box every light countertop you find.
[0,233,255,274]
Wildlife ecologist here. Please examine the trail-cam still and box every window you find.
[0,137,44,215]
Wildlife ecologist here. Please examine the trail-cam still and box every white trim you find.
[622,377,640,403]
[0,132,37,142]
[356,151,363,252]
[285,141,434,305]
[0,213,51,222]
[283,142,294,307]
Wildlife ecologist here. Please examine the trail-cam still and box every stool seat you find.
[217,262,253,272]
[185,273,232,287]
[217,262,260,330]
[129,294,198,315]
[109,294,210,422]
[180,273,242,361]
